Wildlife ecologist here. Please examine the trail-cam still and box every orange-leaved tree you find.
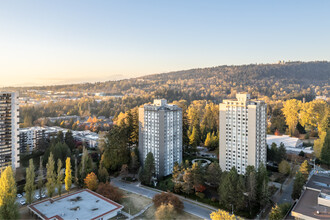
[84,172,98,191]
[96,182,123,202]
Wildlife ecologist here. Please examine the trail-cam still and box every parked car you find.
[35,194,40,200]
[17,194,22,198]
[19,200,26,205]
[41,193,46,198]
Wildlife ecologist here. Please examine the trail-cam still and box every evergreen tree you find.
[218,167,245,212]
[57,159,64,196]
[129,150,140,176]
[0,166,19,219]
[65,157,72,192]
[182,109,190,152]
[205,162,222,188]
[100,126,130,171]
[57,131,64,143]
[292,171,305,200]
[141,152,155,185]
[245,166,257,211]
[277,143,286,163]
[256,164,269,208]
[46,153,56,197]
[130,108,139,146]
[24,159,36,204]
[191,162,204,192]
[321,130,330,165]
[64,130,75,151]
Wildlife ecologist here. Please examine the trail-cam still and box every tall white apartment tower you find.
[219,93,266,174]
[139,99,182,178]
[0,92,20,170]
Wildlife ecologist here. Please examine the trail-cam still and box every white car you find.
[41,193,46,198]
[19,200,26,205]
[35,194,40,200]
[17,194,22,198]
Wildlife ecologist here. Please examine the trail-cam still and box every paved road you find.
[111,178,214,219]
[277,178,294,204]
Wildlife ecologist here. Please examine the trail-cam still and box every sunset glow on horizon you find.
[1,0,330,87]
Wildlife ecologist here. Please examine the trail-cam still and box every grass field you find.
[119,189,153,216]
[136,204,203,220]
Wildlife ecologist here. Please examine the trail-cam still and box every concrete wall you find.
[138,107,145,167]
[247,105,257,168]
[219,103,227,171]
[318,196,330,208]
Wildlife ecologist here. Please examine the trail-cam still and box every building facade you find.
[19,127,46,154]
[139,99,182,178]
[0,92,20,170]
[219,93,267,174]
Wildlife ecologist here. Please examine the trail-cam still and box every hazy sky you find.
[1,0,330,87]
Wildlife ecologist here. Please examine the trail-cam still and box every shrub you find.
[153,192,184,213]
[211,197,217,202]
[155,203,176,220]
[196,192,205,199]
[278,160,291,176]
[96,182,123,202]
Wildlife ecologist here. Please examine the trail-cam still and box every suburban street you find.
[111,177,215,219]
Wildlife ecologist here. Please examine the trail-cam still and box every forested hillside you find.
[17,61,329,102]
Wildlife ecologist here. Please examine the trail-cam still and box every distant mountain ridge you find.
[5,61,330,101]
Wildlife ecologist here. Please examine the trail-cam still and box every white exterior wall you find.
[139,99,182,178]
[219,93,266,174]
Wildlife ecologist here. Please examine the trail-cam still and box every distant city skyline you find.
[1,0,330,87]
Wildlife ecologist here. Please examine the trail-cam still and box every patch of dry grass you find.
[136,205,202,220]
[119,189,153,215]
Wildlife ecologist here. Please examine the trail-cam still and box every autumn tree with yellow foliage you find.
[210,209,240,220]
[299,160,310,179]
[65,157,72,191]
[0,166,19,219]
[282,99,302,136]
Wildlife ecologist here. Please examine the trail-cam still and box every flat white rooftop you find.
[28,189,123,220]
[267,135,303,148]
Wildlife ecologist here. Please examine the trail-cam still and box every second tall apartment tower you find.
[139,99,182,178]
[219,93,267,174]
